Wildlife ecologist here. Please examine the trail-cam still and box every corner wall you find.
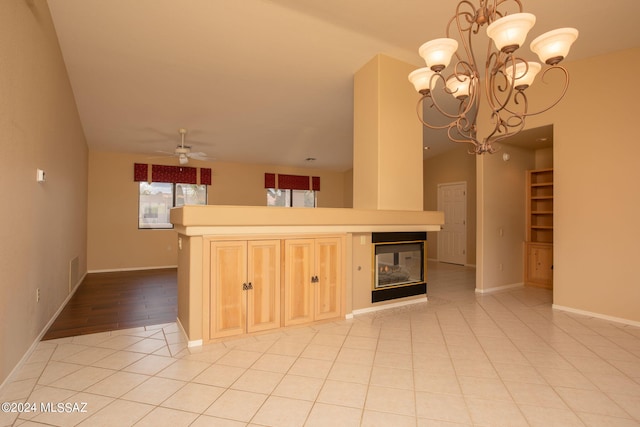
[477,47,640,322]
[0,0,88,385]
[353,54,423,211]
[476,146,535,290]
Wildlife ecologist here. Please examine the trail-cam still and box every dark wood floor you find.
[43,268,177,340]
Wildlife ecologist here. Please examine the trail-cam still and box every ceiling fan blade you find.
[146,155,175,160]
[188,154,212,162]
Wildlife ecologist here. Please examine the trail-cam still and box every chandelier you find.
[408,0,578,154]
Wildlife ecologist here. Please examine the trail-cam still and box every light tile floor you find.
[2,262,640,426]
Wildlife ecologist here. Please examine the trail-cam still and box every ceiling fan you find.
[157,128,210,165]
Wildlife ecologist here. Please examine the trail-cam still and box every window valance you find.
[264,173,320,191]
[134,163,212,185]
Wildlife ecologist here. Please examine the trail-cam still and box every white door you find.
[437,182,467,265]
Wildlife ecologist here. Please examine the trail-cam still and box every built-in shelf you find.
[525,168,553,289]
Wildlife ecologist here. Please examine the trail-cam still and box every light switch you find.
[36,169,46,182]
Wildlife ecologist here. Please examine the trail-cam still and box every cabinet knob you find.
[242,283,248,290]
[311,275,319,283]
[247,282,253,290]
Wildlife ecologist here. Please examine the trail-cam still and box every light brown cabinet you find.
[208,240,281,339]
[205,234,344,342]
[525,169,553,288]
[525,242,553,288]
[284,237,343,326]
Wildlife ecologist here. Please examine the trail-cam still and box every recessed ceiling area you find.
[499,124,554,151]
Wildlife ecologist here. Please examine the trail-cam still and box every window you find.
[175,184,207,207]
[266,189,315,207]
[139,182,207,229]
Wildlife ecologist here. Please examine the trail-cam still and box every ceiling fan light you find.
[530,27,579,65]
[418,38,458,72]
[408,67,436,93]
[487,13,536,53]
[446,74,471,98]
[505,61,541,90]
[178,154,188,164]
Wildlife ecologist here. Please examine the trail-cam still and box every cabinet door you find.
[210,241,247,339]
[314,237,342,321]
[247,240,281,333]
[526,243,553,288]
[284,239,314,326]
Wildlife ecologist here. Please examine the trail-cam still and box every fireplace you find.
[372,232,427,303]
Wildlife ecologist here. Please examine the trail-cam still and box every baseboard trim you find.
[88,265,178,273]
[350,296,428,316]
[475,282,524,294]
[0,271,87,393]
[552,304,640,328]
[427,258,475,268]
[176,318,202,348]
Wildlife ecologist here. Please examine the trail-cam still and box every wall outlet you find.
[36,288,40,302]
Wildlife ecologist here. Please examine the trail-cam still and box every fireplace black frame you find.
[371,232,427,303]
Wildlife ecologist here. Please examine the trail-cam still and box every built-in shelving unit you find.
[525,169,553,288]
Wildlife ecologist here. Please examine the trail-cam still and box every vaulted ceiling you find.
[48,0,640,171]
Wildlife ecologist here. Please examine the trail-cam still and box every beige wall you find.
[353,54,423,211]
[343,168,353,208]
[476,146,535,290]
[552,48,640,321]
[423,145,477,265]
[0,0,88,385]
[477,47,640,322]
[88,151,349,271]
[88,151,180,271]
[207,161,347,208]
[535,147,553,169]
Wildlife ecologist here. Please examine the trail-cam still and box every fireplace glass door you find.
[374,242,424,289]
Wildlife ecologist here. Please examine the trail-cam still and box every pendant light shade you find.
[408,67,437,93]
[530,28,579,65]
[486,13,536,53]
[504,61,541,89]
[418,38,459,72]
[446,75,471,98]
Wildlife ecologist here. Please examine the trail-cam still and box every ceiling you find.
[47,0,640,171]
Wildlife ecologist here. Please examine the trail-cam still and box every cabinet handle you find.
[311,275,319,283]
[242,283,248,290]
[247,282,253,290]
